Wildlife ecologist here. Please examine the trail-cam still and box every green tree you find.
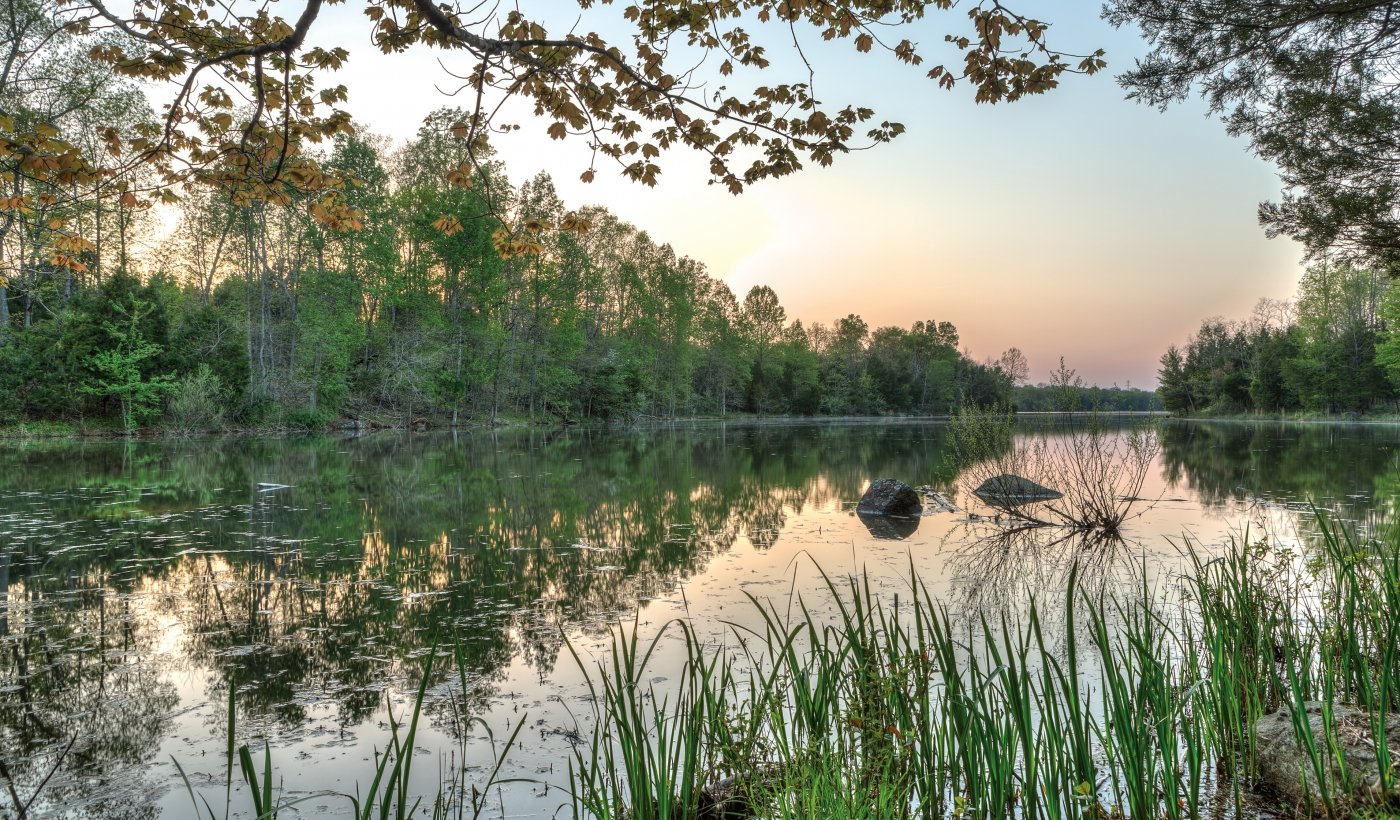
[1157,346,1190,415]
[1107,0,1400,267]
[740,285,787,414]
[81,295,175,431]
[1378,283,1400,387]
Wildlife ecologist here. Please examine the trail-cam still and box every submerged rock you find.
[916,486,958,513]
[856,478,923,516]
[1254,701,1400,809]
[972,474,1062,505]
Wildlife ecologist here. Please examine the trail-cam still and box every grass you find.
[166,640,525,820]
[565,512,1400,819]
[12,513,1393,819]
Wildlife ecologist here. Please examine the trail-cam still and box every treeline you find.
[1157,263,1400,415]
[0,105,1031,430]
[1013,386,1161,412]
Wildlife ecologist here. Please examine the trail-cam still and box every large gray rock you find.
[857,479,922,516]
[1254,701,1400,808]
[972,474,1062,506]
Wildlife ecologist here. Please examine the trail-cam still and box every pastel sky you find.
[303,1,1306,388]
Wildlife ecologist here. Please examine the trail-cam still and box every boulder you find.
[1254,701,1400,809]
[972,474,1062,506]
[857,479,923,516]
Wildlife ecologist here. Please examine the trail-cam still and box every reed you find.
[170,639,524,820]
[566,511,1400,819]
[135,511,1399,820]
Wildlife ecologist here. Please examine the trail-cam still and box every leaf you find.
[432,215,463,235]
[450,121,470,139]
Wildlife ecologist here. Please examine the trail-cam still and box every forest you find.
[2,97,1042,431]
[1157,263,1400,415]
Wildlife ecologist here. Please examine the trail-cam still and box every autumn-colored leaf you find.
[433,215,464,235]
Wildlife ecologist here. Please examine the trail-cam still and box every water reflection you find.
[857,511,921,540]
[0,420,1395,815]
[0,424,961,810]
[1159,421,1400,519]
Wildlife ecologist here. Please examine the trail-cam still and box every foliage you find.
[164,364,225,433]
[1,109,1035,429]
[79,294,175,432]
[1107,0,1400,268]
[1158,263,1399,415]
[50,0,1103,232]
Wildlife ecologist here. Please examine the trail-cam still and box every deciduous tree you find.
[1107,0,1400,268]
[59,0,1100,220]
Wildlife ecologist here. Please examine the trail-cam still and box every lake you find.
[1,419,1397,818]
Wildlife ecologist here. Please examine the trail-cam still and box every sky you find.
[300,1,1306,389]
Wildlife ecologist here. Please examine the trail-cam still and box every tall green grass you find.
[65,512,1394,820]
[170,640,524,820]
[567,512,1400,819]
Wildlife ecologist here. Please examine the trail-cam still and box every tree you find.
[80,294,174,431]
[1048,356,1084,411]
[998,346,1030,385]
[740,285,787,414]
[1106,0,1400,268]
[1378,283,1400,388]
[60,0,1101,226]
[1157,346,1190,415]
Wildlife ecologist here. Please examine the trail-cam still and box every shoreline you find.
[14,409,1400,444]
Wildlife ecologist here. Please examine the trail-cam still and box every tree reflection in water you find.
[0,423,960,811]
[0,419,1395,814]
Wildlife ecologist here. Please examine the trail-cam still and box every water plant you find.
[565,511,1400,819]
[950,407,1161,534]
[168,641,524,820]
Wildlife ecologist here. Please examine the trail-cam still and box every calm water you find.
[1,420,1397,818]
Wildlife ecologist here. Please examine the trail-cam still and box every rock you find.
[857,479,923,516]
[916,486,958,513]
[1254,701,1400,809]
[698,775,754,819]
[858,511,920,540]
[972,474,1062,506]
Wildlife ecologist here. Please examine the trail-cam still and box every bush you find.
[165,365,226,433]
[951,406,1160,533]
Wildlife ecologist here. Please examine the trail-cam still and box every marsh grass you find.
[34,514,1392,820]
[566,512,1400,819]
[169,640,524,820]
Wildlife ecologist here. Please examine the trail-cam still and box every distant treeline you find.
[1013,384,1163,413]
[1157,263,1400,416]
[0,111,1048,432]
